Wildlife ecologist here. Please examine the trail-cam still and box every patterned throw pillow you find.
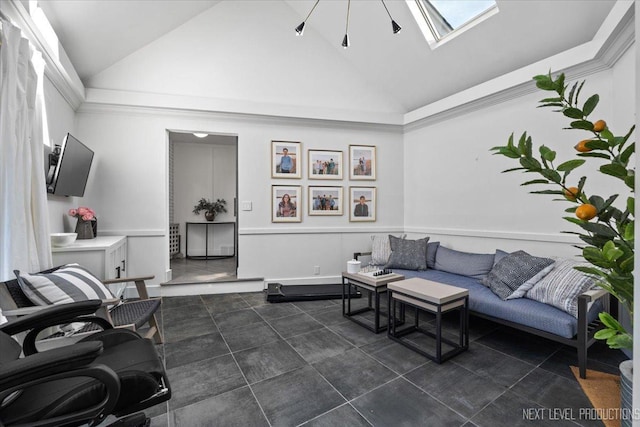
[15,263,114,306]
[371,235,393,265]
[385,236,430,270]
[482,251,555,300]
[526,258,596,317]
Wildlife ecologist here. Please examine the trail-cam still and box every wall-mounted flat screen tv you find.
[47,133,94,197]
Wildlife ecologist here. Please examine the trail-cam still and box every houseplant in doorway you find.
[490,72,634,423]
[193,198,227,221]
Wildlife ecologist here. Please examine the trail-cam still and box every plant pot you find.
[204,211,215,221]
[620,360,633,427]
[75,219,95,239]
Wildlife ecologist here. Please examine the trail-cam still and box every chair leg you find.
[148,313,163,344]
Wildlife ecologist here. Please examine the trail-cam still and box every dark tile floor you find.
[143,292,626,427]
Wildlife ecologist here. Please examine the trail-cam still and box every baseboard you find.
[160,280,264,296]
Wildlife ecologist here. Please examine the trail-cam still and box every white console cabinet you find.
[52,236,128,295]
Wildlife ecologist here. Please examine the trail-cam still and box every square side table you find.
[387,277,469,363]
[342,271,405,333]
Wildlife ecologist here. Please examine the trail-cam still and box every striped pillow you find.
[526,258,596,317]
[15,264,114,306]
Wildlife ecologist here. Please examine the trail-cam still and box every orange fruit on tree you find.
[575,140,592,152]
[593,120,607,132]
[563,187,580,201]
[576,204,597,221]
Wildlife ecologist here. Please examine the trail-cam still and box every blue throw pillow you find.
[426,241,440,269]
[434,246,495,279]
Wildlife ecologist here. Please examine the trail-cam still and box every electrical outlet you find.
[241,201,252,211]
[313,265,320,275]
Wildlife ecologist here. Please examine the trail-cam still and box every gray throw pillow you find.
[482,251,555,300]
[434,246,495,279]
[426,241,440,269]
[526,258,596,317]
[386,236,429,270]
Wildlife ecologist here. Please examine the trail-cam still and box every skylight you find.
[408,0,498,46]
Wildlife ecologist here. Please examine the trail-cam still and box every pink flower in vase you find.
[81,213,94,221]
[68,208,77,217]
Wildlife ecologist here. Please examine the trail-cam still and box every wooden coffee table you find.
[387,277,469,363]
[342,271,405,333]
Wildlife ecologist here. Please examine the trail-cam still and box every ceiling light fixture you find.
[381,0,402,34]
[295,0,320,36]
[342,0,351,48]
[193,133,208,138]
[295,0,401,48]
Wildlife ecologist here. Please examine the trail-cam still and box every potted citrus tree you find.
[490,71,633,420]
[193,198,227,221]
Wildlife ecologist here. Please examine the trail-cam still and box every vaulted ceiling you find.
[38,0,617,115]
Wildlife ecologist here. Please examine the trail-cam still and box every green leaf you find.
[568,81,578,105]
[539,97,562,103]
[521,179,550,186]
[589,195,605,210]
[570,120,593,131]
[563,108,584,119]
[598,312,625,331]
[530,190,563,195]
[540,169,561,183]
[601,194,619,211]
[582,94,599,116]
[539,145,556,162]
[579,222,617,238]
[501,167,526,173]
[600,128,614,143]
[624,175,635,190]
[600,164,628,178]
[534,76,556,91]
[565,207,577,213]
[557,159,585,172]
[627,197,634,216]
[577,176,587,192]
[563,216,583,225]
[620,142,634,165]
[494,148,520,159]
[595,329,617,340]
[575,80,585,105]
[577,152,611,160]
[538,103,564,108]
[585,139,609,150]
[554,73,565,94]
[520,157,542,171]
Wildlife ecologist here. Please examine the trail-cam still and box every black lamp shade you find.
[342,33,350,48]
[295,22,305,35]
[392,20,401,34]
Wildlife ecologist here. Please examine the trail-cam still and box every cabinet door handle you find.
[116,266,121,279]
[121,260,126,272]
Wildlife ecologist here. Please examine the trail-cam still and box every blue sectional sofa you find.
[356,240,612,379]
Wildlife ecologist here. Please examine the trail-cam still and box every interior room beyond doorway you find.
[167,131,238,284]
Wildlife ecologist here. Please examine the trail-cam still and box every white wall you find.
[74,107,404,289]
[172,141,236,256]
[403,46,635,259]
[42,76,77,234]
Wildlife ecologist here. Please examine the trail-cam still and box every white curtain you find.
[0,18,52,282]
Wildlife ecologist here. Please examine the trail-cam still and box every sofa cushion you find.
[426,242,439,269]
[482,251,555,300]
[15,263,114,306]
[434,246,495,279]
[385,236,429,270]
[391,268,601,339]
[371,234,404,265]
[526,258,596,317]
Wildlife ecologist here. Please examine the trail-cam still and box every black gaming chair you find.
[0,300,170,427]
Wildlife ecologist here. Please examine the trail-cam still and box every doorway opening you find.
[167,131,238,284]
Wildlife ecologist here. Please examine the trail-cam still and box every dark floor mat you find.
[265,283,361,303]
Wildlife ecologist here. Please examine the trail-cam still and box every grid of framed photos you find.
[270,141,377,222]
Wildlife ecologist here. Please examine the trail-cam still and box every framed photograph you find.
[308,186,343,216]
[272,141,301,178]
[349,187,376,222]
[272,185,302,222]
[349,145,376,180]
[308,149,343,180]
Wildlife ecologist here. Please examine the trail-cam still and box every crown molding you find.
[1,1,85,110]
[404,226,581,244]
[78,96,404,133]
[239,226,405,235]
